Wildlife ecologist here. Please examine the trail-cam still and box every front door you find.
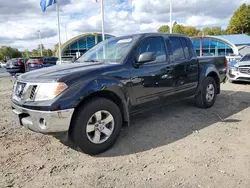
[130,36,175,107]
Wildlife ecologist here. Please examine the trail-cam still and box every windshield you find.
[240,54,250,62]
[78,35,140,63]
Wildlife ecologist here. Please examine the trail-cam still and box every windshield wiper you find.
[83,60,104,63]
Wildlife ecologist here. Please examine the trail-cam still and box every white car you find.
[228,60,250,82]
[1,63,6,68]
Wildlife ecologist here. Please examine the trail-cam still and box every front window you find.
[78,35,140,63]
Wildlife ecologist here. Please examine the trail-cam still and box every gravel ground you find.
[1,77,250,188]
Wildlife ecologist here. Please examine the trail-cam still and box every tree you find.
[202,26,225,35]
[44,49,53,56]
[21,50,30,58]
[0,46,21,60]
[158,25,170,33]
[227,3,250,34]
[31,49,40,57]
[54,43,59,56]
[183,26,199,36]
[173,24,185,34]
[158,23,200,36]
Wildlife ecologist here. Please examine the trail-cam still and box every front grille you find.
[239,67,250,74]
[239,65,250,67]
[237,77,250,81]
[13,82,38,102]
[29,85,37,100]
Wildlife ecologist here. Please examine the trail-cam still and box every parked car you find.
[11,33,227,155]
[56,56,76,65]
[26,57,58,72]
[0,62,6,68]
[227,53,250,82]
[5,58,28,76]
[226,55,242,68]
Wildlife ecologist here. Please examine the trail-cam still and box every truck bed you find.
[198,56,227,83]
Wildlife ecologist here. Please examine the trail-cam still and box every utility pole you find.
[38,30,43,56]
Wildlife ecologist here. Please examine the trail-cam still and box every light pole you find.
[56,1,62,64]
[38,30,43,56]
[101,0,105,41]
[169,0,172,33]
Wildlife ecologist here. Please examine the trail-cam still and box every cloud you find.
[0,0,248,50]
[0,36,13,44]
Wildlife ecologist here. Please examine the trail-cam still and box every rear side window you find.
[169,37,185,61]
[180,38,190,59]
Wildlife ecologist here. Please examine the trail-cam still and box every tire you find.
[195,77,217,108]
[69,98,122,155]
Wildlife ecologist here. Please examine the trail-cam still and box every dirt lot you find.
[1,77,250,188]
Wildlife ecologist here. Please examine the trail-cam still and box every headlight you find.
[35,82,68,101]
[231,67,239,72]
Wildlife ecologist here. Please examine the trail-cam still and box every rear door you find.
[169,36,199,97]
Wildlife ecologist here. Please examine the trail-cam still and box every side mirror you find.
[137,52,156,64]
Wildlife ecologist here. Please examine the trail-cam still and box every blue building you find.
[191,34,250,57]
[61,32,114,57]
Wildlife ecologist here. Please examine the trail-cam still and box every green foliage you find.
[158,23,200,37]
[184,26,200,37]
[158,25,170,33]
[227,3,250,34]
[173,24,185,34]
[21,50,30,58]
[202,26,226,35]
[31,49,40,57]
[0,46,21,60]
[53,43,59,56]
[44,49,53,57]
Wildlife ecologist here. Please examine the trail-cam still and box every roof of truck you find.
[116,32,188,38]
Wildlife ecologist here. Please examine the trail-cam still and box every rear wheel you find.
[195,77,217,108]
[69,98,122,155]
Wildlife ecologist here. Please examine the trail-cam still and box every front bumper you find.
[227,71,250,82]
[12,102,74,134]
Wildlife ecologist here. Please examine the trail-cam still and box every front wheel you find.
[69,98,122,155]
[195,77,217,108]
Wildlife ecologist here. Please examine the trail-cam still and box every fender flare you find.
[195,66,220,95]
[73,78,130,125]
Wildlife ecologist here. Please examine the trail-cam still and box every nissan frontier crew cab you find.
[12,33,227,155]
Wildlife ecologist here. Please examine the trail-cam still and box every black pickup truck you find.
[12,33,227,155]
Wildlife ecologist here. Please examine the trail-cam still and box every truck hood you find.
[234,61,250,67]
[18,62,111,83]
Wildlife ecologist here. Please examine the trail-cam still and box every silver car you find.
[228,54,250,82]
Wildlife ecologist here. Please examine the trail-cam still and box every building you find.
[60,32,115,57]
[191,34,250,57]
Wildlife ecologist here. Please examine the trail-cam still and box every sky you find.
[0,0,249,51]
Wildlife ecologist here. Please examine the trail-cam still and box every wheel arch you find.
[69,88,130,133]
